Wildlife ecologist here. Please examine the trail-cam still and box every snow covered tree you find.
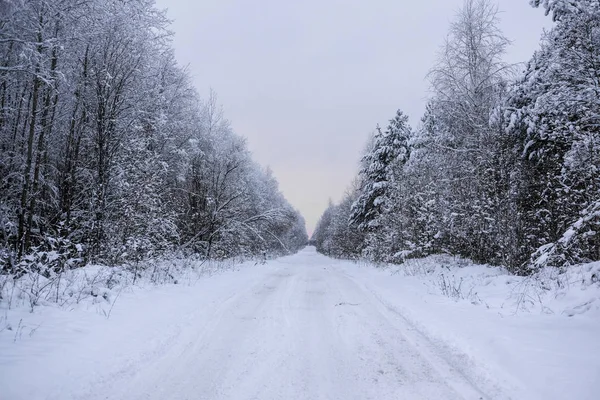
[349,110,410,231]
[312,200,335,255]
[395,102,446,258]
[313,181,365,259]
[419,0,512,264]
[504,0,600,270]
[349,110,411,261]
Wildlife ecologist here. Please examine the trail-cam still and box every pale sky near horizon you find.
[154,0,552,235]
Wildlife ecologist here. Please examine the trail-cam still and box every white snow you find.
[1,247,598,400]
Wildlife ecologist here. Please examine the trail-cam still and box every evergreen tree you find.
[349,110,410,231]
[505,0,600,269]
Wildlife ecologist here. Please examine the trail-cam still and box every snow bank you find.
[341,255,600,400]
[0,256,267,400]
[385,255,600,317]
[0,255,249,334]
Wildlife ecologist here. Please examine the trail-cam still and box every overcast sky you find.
[154,0,552,235]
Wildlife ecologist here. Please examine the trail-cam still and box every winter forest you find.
[312,0,600,274]
[0,0,308,277]
[1,1,599,398]
[1,0,599,281]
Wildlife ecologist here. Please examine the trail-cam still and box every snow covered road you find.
[2,247,598,400]
[107,252,489,400]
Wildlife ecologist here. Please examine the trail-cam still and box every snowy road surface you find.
[2,247,598,400]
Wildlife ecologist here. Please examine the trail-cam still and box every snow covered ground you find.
[1,247,598,400]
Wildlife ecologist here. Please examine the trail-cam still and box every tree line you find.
[312,0,600,274]
[0,0,307,275]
